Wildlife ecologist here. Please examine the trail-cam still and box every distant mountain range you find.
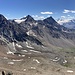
[57,18,75,29]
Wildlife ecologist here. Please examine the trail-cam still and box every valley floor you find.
[0,46,75,75]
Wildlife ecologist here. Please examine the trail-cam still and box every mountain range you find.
[0,14,75,75]
[0,14,75,47]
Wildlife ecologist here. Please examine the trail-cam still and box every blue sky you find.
[0,0,75,20]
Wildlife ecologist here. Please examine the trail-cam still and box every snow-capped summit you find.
[14,16,27,24]
[14,15,35,24]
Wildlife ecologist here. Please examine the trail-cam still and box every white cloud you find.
[63,9,70,13]
[57,15,75,25]
[63,9,75,13]
[32,15,45,20]
[71,11,75,13]
[57,19,70,25]
[41,11,53,15]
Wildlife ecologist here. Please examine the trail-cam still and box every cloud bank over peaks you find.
[57,15,74,25]
[32,15,45,20]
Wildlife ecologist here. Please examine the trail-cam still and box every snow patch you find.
[8,62,14,65]
[43,26,45,28]
[28,57,30,58]
[33,59,40,63]
[62,28,68,33]
[27,45,34,49]
[23,69,26,71]
[16,43,23,48]
[30,23,33,26]
[30,50,41,53]
[26,42,34,49]
[21,50,28,52]
[22,55,25,57]
[12,42,16,50]
[12,59,23,62]
[26,31,30,35]
[35,22,38,25]
[18,54,25,57]
[74,57,75,59]
[42,46,46,48]
[31,67,36,69]
[15,19,26,24]
[8,42,16,51]
[67,70,73,73]
[52,57,60,62]
[3,57,8,59]
[7,51,14,55]
[18,54,21,57]
[63,60,67,64]
[26,30,37,37]
[30,22,38,26]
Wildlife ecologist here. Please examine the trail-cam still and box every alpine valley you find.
[0,14,75,75]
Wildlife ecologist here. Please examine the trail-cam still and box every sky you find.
[0,0,75,20]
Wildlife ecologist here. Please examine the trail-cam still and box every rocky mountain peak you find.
[0,14,9,28]
[25,15,35,22]
[43,16,58,25]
